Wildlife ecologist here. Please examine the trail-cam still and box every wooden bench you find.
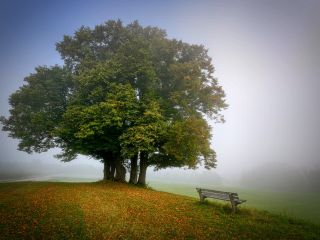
[196,188,246,212]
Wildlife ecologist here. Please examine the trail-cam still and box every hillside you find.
[0,182,319,240]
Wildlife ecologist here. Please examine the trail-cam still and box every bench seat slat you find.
[203,196,230,201]
[202,192,229,197]
[202,193,230,199]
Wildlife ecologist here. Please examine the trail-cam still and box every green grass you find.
[0,181,319,239]
[148,181,320,224]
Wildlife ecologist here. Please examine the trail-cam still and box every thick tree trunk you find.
[115,156,126,182]
[129,154,138,184]
[102,152,114,180]
[110,157,116,181]
[103,159,111,180]
[137,152,148,185]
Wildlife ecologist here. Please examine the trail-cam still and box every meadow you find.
[0,181,319,239]
[149,181,320,224]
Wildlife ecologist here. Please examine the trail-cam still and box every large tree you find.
[1,20,227,185]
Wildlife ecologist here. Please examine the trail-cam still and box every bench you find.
[196,188,246,212]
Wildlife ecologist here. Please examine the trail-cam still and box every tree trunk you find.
[110,157,116,181]
[137,152,148,185]
[102,152,113,180]
[103,159,111,180]
[115,156,126,182]
[129,154,138,184]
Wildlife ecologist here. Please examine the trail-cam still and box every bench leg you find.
[231,202,237,213]
[229,194,237,213]
[199,194,205,203]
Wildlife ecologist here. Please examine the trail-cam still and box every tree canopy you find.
[1,20,227,185]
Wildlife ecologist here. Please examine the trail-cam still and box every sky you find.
[0,0,319,183]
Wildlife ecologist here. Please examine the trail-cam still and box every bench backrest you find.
[230,193,241,202]
[196,188,231,201]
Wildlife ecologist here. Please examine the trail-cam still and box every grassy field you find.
[0,181,319,240]
[149,181,320,224]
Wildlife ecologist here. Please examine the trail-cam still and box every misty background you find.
[0,0,319,192]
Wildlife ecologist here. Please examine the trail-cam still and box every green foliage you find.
[162,117,216,169]
[55,83,140,161]
[0,66,73,153]
[120,101,167,158]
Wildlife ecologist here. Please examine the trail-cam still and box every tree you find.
[1,20,227,185]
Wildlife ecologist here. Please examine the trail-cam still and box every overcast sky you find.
[0,0,319,181]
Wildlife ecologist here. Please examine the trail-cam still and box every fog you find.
[1,0,320,192]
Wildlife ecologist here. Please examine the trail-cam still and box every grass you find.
[148,181,320,224]
[0,182,319,240]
